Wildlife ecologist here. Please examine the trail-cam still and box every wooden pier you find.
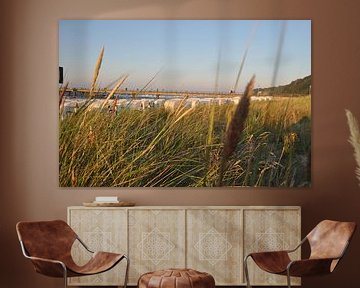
[64,88,242,99]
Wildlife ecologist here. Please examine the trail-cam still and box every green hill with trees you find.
[254,75,311,96]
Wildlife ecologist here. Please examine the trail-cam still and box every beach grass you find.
[59,95,311,187]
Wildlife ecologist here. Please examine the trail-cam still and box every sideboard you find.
[67,206,301,286]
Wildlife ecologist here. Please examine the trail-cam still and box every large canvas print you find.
[59,20,311,187]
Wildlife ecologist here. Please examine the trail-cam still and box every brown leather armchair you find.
[244,220,356,288]
[16,220,129,288]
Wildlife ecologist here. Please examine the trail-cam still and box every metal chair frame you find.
[19,234,129,288]
[244,237,350,288]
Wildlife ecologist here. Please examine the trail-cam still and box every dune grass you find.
[59,95,311,187]
[59,48,311,187]
[346,110,360,186]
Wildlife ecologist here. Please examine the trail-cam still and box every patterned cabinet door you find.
[243,209,301,286]
[187,209,243,285]
[128,209,186,284]
[68,208,128,286]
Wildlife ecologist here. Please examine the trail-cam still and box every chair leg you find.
[286,269,291,288]
[123,255,130,288]
[62,264,68,288]
[244,255,252,288]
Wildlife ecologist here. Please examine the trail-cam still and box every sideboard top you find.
[68,205,301,210]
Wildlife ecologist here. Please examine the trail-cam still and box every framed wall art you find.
[59,20,311,187]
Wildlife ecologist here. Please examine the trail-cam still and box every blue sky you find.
[59,20,311,92]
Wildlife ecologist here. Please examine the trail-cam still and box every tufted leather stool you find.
[138,268,215,288]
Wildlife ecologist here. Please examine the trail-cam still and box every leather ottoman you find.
[138,268,215,288]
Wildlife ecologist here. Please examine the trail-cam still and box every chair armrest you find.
[76,236,94,253]
[285,237,307,253]
[19,240,67,277]
[25,255,67,277]
[245,237,306,258]
[26,255,65,266]
[247,250,290,258]
[246,251,291,274]
[287,258,336,277]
